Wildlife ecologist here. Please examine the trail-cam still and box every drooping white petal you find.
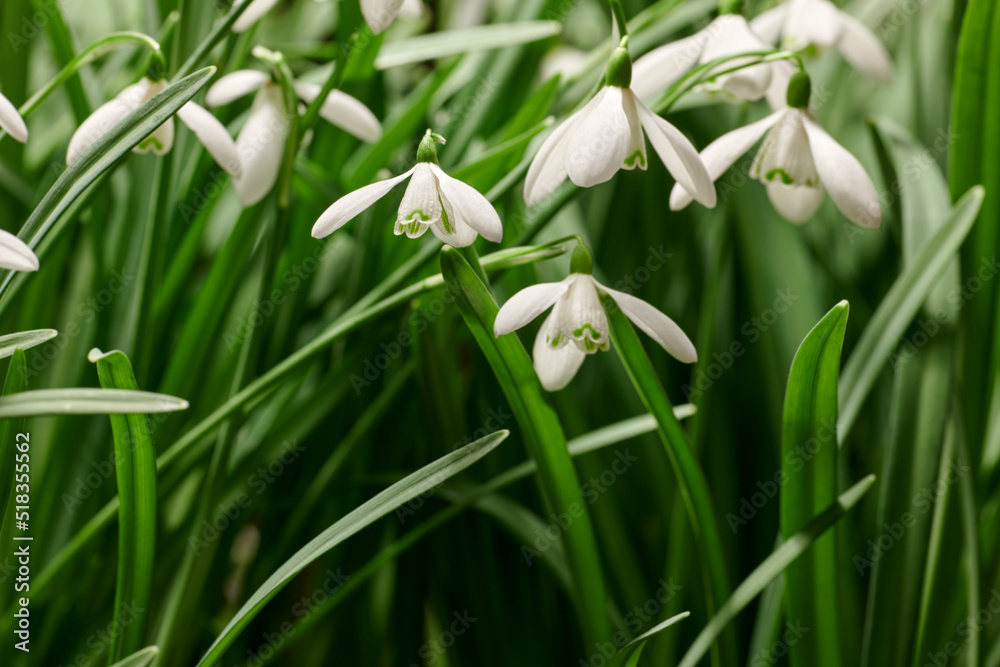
[0,229,38,272]
[67,79,163,163]
[804,118,882,228]
[177,102,242,177]
[361,0,404,33]
[233,85,290,207]
[429,164,502,242]
[233,0,281,32]
[396,163,442,238]
[312,167,415,237]
[399,0,424,19]
[494,279,572,336]
[293,83,382,143]
[837,14,893,83]
[765,181,824,223]
[630,33,705,102]
[564,87,633,188]
[635,99,716,207]
[206,70,270,107]
[532,313,587,391]
[751,109,818,189]
[669,110,782,210]
[783,0,843,50]
[429,212,478,247]
[599,280,697,363]
[0,92,28,143]
[523,91,604,205]
[699,15,774,101]
[749,4,789,45]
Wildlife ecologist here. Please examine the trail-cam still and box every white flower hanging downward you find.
[0,91,28,143]
[0,230,38,273]
[525,37,716,208]
[750,0,892,83]
[494,246,696,391]
[362,0,425,34]
[206,66,383,207]
[669,72,881,228]
[67,76,241,177]
[312,130,502,248]
[631,12,779,104]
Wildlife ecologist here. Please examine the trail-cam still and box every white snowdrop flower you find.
[66,77,242,179]
[669,72,881,228]
[206,69,383,207]
[493,247,696,391]
[362,0,424,34]
[0,91,28,143]
[0,230,38,273]
[631,13,779,103]
[312,130,502,248]
[525,38,716,208]
[750,0,892,84]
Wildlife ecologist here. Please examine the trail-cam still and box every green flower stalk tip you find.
[605,36,632,88]
[570,243,594,275]
[786,71,811,108]
[416,129,446,163]
[144,50,168,81]
[719,0,743,15]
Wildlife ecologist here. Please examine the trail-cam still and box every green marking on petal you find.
[405,209,430,222]
[438,195,454,234]
[765,168,795,185]
[573,324,602,340]
[548,332,564,348]
[624,150,646,169]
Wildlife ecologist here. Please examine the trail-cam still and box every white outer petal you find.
[837,14,893,83]
[804,119,881,228]
[784,0,843,50]
[362,0,404,33]
[635,99,716,208]
[67,79,159,163]
[294,82,382,143]
[312,167,415,237]
[630,33,705,102]
[429,164,502,242]
[177,102,242,177]
[233,0,280,32]
[564,87,632,188]
[700,15,775,101]
[599,280,697,363]
[0,229,39,272]
[494,279,572,336]
[206,70,270,107]
[749,4,789,45]
[669,110,783,210]
[0,92,28,143]
[533,313,587,391]
[233,86,290,207]
[523,92,604,205]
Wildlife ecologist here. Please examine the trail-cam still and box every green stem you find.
[172,0,253,80]
[608,0,630,37]
[603,293,735,667]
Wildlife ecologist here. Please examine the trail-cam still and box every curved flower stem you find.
[8,32,162,126]
[608,0,630,37]
[172,0,253,80]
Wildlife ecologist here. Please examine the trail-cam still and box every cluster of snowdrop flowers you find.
[525,37,715,208]
[234,0,423,34]
[312,130,501,247]
[0,90,38,273]
[494,246,696,391]
[670,71,882,228]
[205,58,382,206]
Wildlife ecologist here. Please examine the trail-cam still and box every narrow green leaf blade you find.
[90,349,157,662]
[0,67,216,300]
[0,349,28,532]
[678,475,878,667]
[0,329,58,359]
[195,430,508,666]
[0,388,189,417]
[110,646,159,667]
[839,186,984,436]
[375,21,562,69]
[780,300,849,667]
